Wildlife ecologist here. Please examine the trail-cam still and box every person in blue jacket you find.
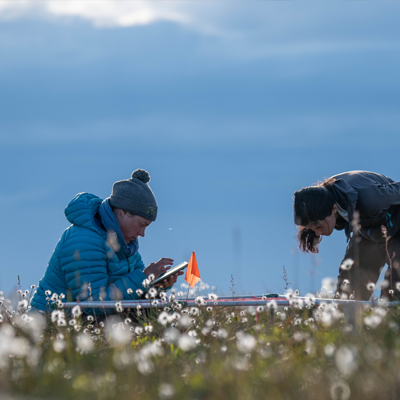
[31,168,182,314]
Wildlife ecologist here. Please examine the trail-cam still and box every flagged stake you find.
[185,251,200,288]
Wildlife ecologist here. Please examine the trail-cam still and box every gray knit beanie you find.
[109,169,158,221]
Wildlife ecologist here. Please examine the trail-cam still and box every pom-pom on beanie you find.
[109,169,158,221]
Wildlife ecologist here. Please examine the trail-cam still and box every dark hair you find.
[293,178,336,253]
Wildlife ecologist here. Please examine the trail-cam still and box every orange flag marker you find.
[185,251,200,288]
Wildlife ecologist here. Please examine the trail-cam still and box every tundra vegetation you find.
[1,280,400,400]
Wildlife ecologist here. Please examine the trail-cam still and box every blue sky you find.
[0,1,400,296]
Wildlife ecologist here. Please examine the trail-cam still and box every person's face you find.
[304,204,337,237]
[115,210,152,243]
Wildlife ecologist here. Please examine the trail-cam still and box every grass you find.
[1,288,400,400]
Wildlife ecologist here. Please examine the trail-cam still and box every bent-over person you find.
[294,170,400,300]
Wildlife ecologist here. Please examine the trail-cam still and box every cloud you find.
[0,1,190,28]
[46,1,190,28]
[1,1,399,60]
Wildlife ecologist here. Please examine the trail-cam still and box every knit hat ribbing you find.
[109,169,158,221]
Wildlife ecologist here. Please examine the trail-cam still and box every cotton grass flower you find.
[208,293,218,301]
[367,282,376,291]
[266,300,277,310]
[159,383,175,399]
[364,315,382,329]
[157,311,171,326]
[149,288,157,298]
[127,288,133,294]
[53,339,66,353]
[340,258,354,271]
[115,302,123,313]
[201,327,210,336]
[55,300,63,308]
[51,310,63,323]
[135,326,143,335]
[380,279,389,289]
[178,334,197,351]
[320,277,336,298]
[162,327,180,344]
[57,319,67,327]
[160,292,168,302]
[236,333,256,354]
[136,289,143,296]
[195,296,206,306]
[76,333,94,353]
[178,315,191,329]
[18,300,28,311]
[335,346,358,376]
[105,320,132,346]
[304,293,316,306]
[217,328,228,339]
[71,305,81,317]
[325,343,335,356]
[330,381,351,400]
[142,279,150,288]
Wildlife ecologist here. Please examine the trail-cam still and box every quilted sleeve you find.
[60,227,147,314]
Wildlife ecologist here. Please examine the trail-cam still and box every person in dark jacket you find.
[31,168,183,314]
[293,171,400,300]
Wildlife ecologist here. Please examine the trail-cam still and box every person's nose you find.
[138,227,146,237]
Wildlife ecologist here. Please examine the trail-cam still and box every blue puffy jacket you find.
[31,193,148,314]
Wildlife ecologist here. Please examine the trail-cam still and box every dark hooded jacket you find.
[329,171,400,241]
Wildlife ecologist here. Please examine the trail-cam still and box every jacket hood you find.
[331,179,359,241]
[331,179,359,216]
[65,193,103,231]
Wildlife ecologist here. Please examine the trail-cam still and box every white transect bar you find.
[185,295,285,301]
[63,298,400,309]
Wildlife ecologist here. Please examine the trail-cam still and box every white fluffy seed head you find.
[72,305,82,317]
